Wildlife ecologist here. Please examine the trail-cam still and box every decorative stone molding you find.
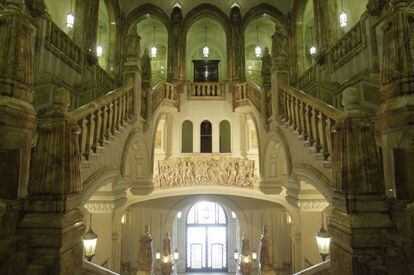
[84,197,127,213]
[297,200,329,212]
[157,156,255,188]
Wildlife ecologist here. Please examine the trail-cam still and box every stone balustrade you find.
[330,19,366,71]
[297,64,317,90]
[45,19,82,71]
[189,82,225,99]
[151,82,179,114]
[96,65,116,91]
[234,82,262,113]
[279,84,340,161]
[83,260,119,275]
[71,87,134,161]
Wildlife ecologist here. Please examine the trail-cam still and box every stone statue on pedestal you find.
[161,232,173,275]
[259,225,274,272]
[137,225,153,273]
[239,234,251,275]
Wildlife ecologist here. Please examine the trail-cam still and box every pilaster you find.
[228,5,245,82]
[168,7,184,82]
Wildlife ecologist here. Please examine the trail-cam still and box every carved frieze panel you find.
[157,156,255,188]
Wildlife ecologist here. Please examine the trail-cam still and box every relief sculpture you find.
[157,156,255,188]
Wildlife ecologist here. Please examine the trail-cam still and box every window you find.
[182,120,193,153]
[200,120,212,153]
[219,120,231,153]
[186,201,227,272]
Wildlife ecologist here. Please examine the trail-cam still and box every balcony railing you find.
[279,84,340,161]
[297,64,317,90]
[234,82,262,113]
[189,82,225,99]
[45,20,82,71]
[151,82,179,114]
[96,65,116,91]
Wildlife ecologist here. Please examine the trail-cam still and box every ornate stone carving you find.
[259,225,274,271]
[157,156,255,188]
[125,26,141,60]
[141,49,152,91]
[137,225,153,272]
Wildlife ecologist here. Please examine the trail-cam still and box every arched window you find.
[186,201,227,271]
[219,120,231,153]
[200,120,212,153]
[182,120,193,153]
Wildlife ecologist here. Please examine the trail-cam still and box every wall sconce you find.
[155,251,161,260]
[163,256,169,264]
[242,255,250,264]
[174,250,179,260]
[287,213,292,224]
[309,46,317,56]
[339,0,348,28]
[66,0,74,28]
[251,251,257,261]
[121,213,126,224]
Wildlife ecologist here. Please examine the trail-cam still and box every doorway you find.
[186,201,228,272]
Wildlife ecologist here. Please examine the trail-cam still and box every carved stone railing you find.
[330,19,367,71]
[157,156,255,188]
[293,259,330,275]
[96,65,116,92]
[83,260,119,275]
[151,82,179,114]
[45,19,82,72]
[189,82,225,99]
[279,84,340,161]
[71,87,134,161]
[234,82,262,113]
[297,65,317,90]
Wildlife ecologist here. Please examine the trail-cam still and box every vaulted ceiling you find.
[119,0,294,17]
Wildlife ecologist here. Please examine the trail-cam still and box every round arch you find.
[242,3,288,33]
[292,164,332,202]
[183,4,230,35]
[80,166,121,204]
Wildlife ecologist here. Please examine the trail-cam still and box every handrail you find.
[293,259,330,275]
[189,82,225,98]
[279,84,341,161]
[71,86,135,161]
[234,82,262,113]
[83,260,119,275]
[151,82,179,114]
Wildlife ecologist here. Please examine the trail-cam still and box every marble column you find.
[378,2,414,272]
[228,5,245,82]
[168,6,184,82]
[328,87,393,274]
[261,48,272,130]
[20,87,84,275]
[0,3,37,273]
[123,26,142,121]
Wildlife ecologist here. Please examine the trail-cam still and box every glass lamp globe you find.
[96,45,103,57]
[255,45,262,58]
[66,12,75,28]
[309,46,317,56]
[203,45,210,58]
[151,46,157,58]
[251,251,257,261]
[174,250,179,260]
[233,250,239,261]
[339,11,348,28]
[316,226,331,261]
[82,229,98,261]
[155,251,161,260]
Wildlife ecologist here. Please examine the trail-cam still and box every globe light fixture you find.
[255,26,262,58]
[309,26,317,57]
[233,249,239,261]
[174,249,179,260]
[202,26,210,58]
[66,0,74,29]
[82,214,98,262]
[339,0,348,28]
[151,26,157,58]
[315,214,331,261]
[251,251,257,261]
[96,26,103,57]
[163,256,169,264]
[155,251,161,260]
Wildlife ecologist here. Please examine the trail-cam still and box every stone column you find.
[313,0,339,56]
[261,48,272,130]
[25,0,45,17]
[378,3,414,272]
[73,0,99,64]
[228,5,245,82]
[141,49,152,124]
[20,87,84,275]
[168,6,184,82]
[328,87,393,274]
[271,25,290,119]
[123,26,142,121]
[0,4,37,273]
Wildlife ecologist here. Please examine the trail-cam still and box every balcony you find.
[188,82,225,100]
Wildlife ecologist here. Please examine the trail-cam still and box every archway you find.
[185,201,228,272]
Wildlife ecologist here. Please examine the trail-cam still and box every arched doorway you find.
[186,201,228,272]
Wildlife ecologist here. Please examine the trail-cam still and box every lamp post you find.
[82,214,98,262]
[66,0,74,28]
[315,215,331,261]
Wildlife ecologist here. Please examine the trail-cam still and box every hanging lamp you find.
[82,214,98,261]
[339,0,348,28]
[203,26,210,58]
[151,26,157,58]
[255,26,262,58]
[309,26,317,56]
[96,25,103,57]
[66,0,75,28]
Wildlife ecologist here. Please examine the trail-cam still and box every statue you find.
[141,49,152,91]
[240,234,251,275]
[125,26,141,59]
[259,225,274,271]
[162,232,172,256]
[161,232,173,275]
[137,225,153,273]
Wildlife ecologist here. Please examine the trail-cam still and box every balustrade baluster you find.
[286,94,292,126]
[120,95,126,125]
[91,110,99,153]
[302,102,308,141]
[99,106,107,146]
[83,114,92,160]
[110,101,116,135]
[313,109,321,153]
[105,103,112,139]
[296,99,303,135]
[307,106,314,146]
[321,113,329,160]
[292,97,298,130]
[77,119,84,157]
